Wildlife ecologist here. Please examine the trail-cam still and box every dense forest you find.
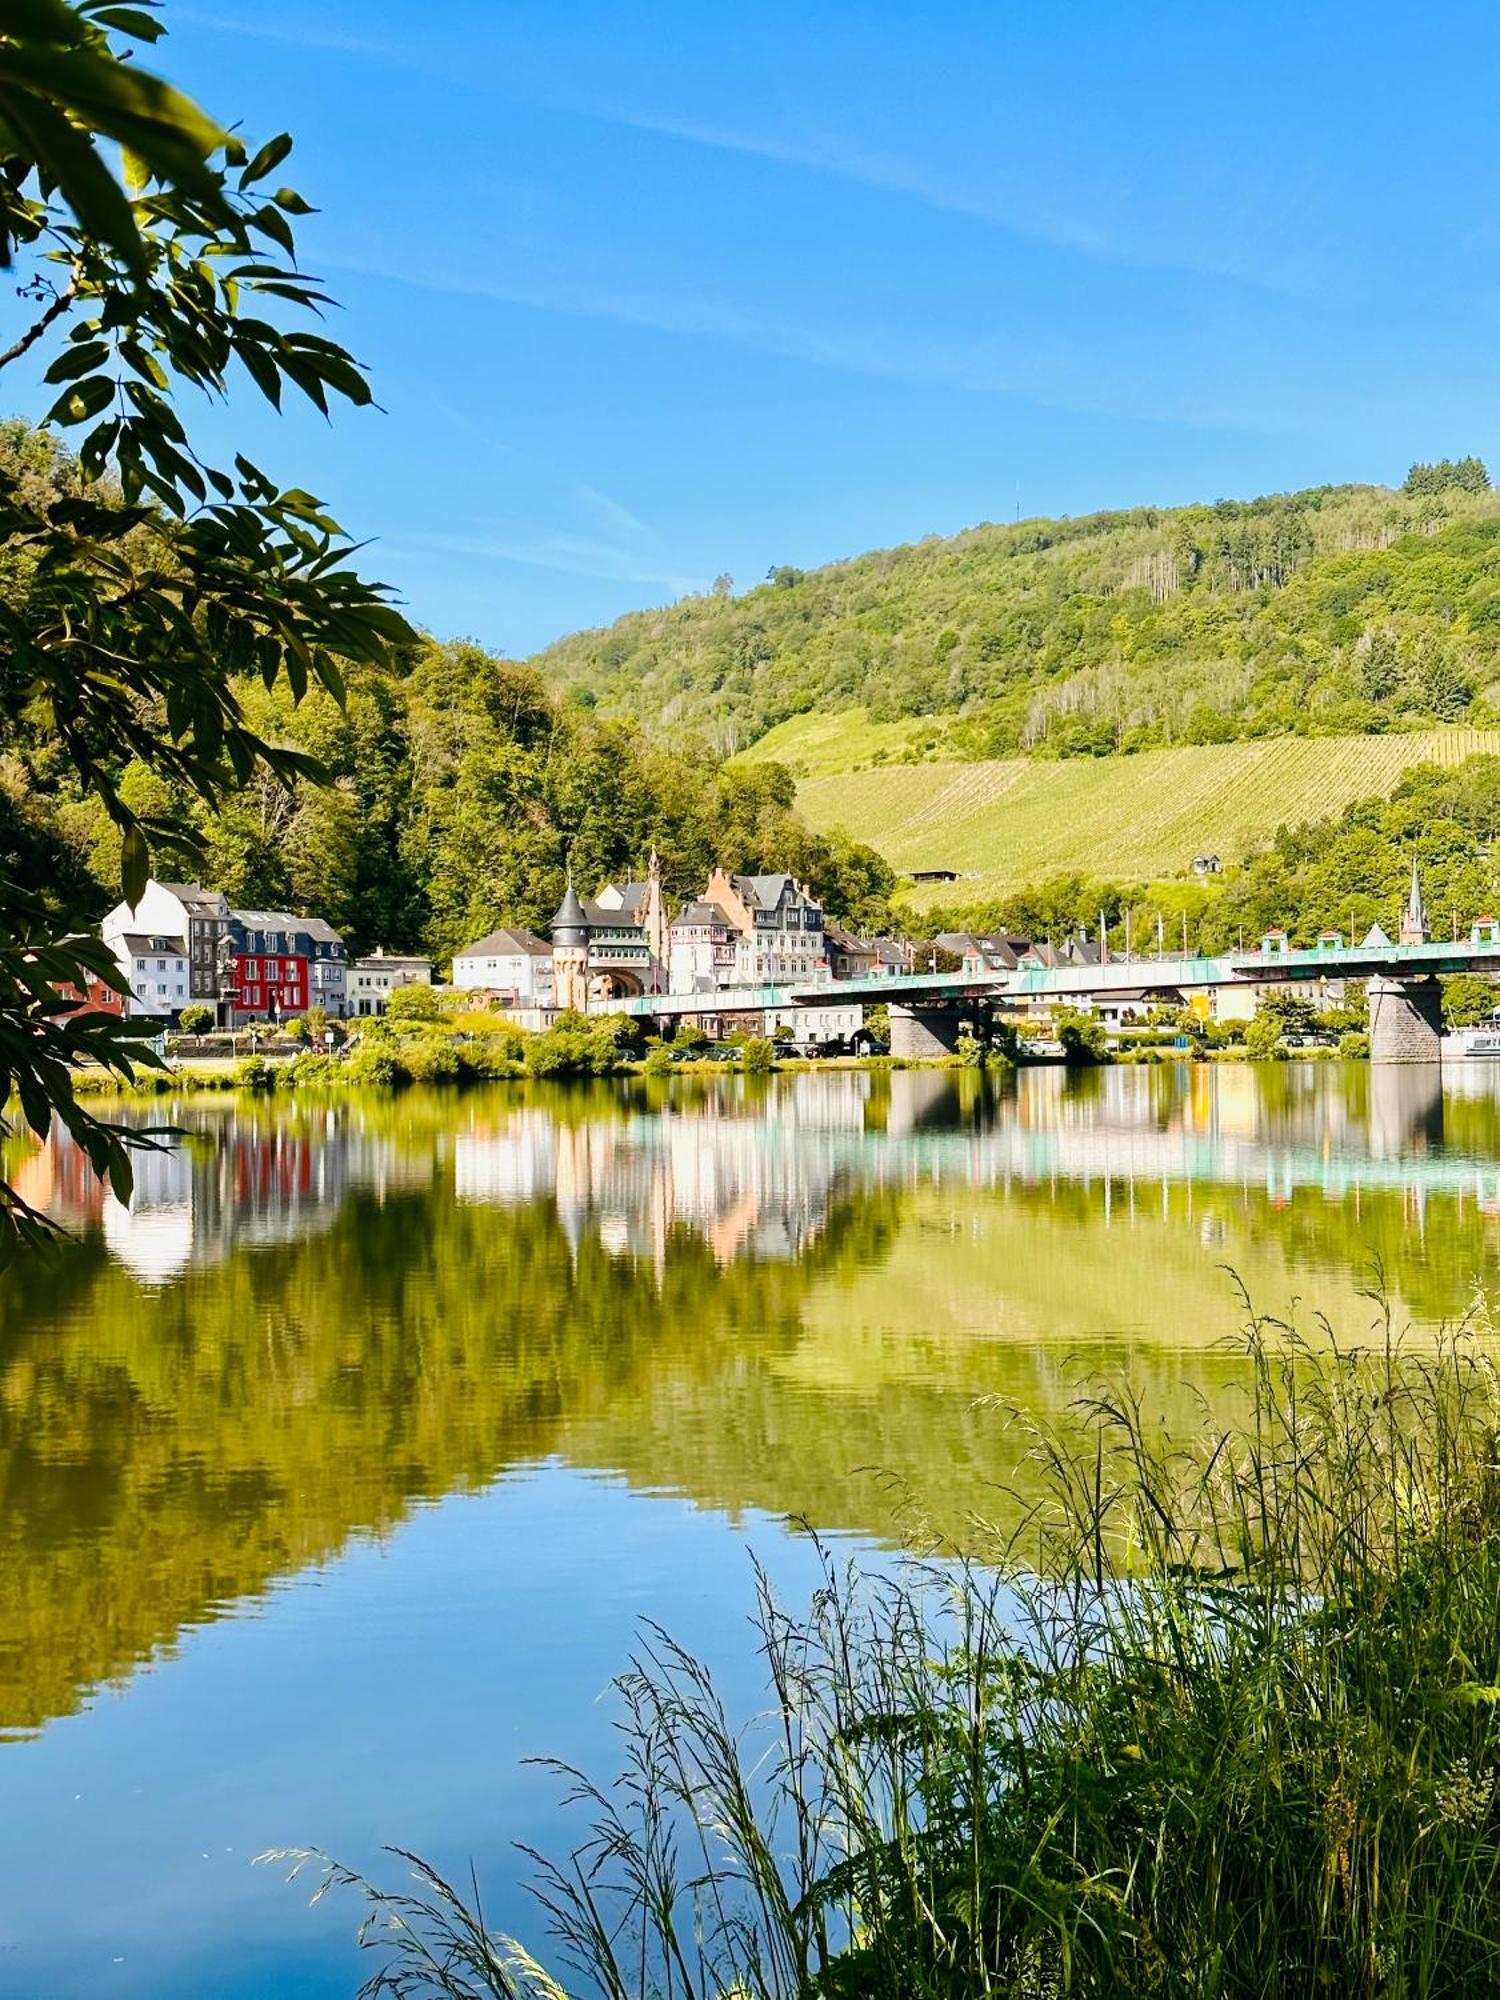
[918,754,1500,957]
[535,463,1500,760]
[0,423,895,957]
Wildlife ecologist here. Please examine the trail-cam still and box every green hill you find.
[783,725,1500,909]
[536,470,1500,761]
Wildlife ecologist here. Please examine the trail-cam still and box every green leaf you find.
[92,7,167,42]
[0,81,146,276]
[43,339,110,384]
[120,820,148,905]
[272,186,314,215]
[237,131,293,188]
[46,372,116,425]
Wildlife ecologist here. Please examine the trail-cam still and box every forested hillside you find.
[535,463,1500,760]
[1,424,894,957]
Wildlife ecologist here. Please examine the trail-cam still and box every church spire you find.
[1400,855,1429,946]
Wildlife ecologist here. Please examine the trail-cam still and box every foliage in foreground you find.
[0,0,411,1256]
[283,1304,1500,1997]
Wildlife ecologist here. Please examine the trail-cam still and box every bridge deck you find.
[591,938,1500,1019]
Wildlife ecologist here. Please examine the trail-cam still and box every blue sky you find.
[24,2,1500,653]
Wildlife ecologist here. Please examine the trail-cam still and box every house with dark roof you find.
[701,868,827,985]
[451,927,553,1003]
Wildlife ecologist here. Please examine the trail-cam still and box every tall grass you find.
[277,1298,1500,1996]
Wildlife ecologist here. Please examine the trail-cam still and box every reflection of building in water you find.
[102,1145,194,1284]
[454,1078,880,1272]
[38,1109,422,1283]
[34,1060,1500,1287]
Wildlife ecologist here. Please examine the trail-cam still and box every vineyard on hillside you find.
[792,729,1500,906]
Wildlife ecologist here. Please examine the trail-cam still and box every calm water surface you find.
[4,1062,1499,1995]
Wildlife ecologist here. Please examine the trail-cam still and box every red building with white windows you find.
[50,973,126,1018]
[230,949,308,1023]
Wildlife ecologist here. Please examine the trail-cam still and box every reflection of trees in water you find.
[0,1171,902,1738]
[7,1064,1500,1737]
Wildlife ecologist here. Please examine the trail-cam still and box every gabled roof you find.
[734,872,791,908]
[825,921,875,952]
[116,933,187,956]
[231,907,339,938]
[158,881,230,914]
[581,900,644,929]
[456,926,551,958]
[676,899,734,926]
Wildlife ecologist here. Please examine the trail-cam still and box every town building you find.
[111,933,190,1017]
[670,898,740,993]
[768,1001,867,1050]
[228,911,347,1017]
[103,881,231,1003]
[548,852,672,1006]
[451,927,554,1003]
[934,930,1033,975]
[702,869,827,985]
[824,922,878,980]
[51,969,126,1019]
[349,950,435,1017]
[1399,856,1430,946]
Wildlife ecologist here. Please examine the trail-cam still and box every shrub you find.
[642,1046,675,1077]
[401,1039,464,1084]
[1244,1012,1286,1061]
[1055,1008,1109,1065]
[343,1046,408,1088]
[741,1036,775,1072]
[177,1002,214,1035]
[1340,1029,1371,1060]
[385,983,444,1023]
[462,1040,524,1081]
[286,1051,337,1088]
[234,1055,277,1092]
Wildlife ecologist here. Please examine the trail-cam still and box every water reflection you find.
[6,1064,1500,1746]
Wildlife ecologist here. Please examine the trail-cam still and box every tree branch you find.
[0,279,78,370]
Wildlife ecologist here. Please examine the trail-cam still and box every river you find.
[2,1061,1498,1995]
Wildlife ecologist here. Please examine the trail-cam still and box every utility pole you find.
[1157,911,1164,960]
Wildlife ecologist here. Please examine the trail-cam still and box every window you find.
[244,959,258,980]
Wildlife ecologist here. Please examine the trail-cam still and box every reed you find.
[278,1294,1500,1997]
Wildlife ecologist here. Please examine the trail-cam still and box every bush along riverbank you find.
[281,1305,1500,1997]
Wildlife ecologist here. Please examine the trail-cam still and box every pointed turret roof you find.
[1400,855,1429,945]
[551,875,589,946]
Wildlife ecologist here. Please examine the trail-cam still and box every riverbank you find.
[304,1315,1500,1997]
[67,1034,1360,1099]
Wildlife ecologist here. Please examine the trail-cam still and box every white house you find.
[103,880,230,1004]
[349,950,434,1017]
[451,927,554,1003]
[767,1002,865,1049]
[112,932,190,1018]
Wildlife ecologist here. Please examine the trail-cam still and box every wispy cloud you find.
[326,249,1291,439]
[172,8,1291,296]
[392,525,703,596]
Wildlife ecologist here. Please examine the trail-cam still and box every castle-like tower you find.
[551,875,590,1013]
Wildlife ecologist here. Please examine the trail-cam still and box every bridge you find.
[591,928,1500,1064]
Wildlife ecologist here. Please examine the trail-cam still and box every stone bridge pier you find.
[1367,974,1443,1064]
[888,1003,965,1059]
